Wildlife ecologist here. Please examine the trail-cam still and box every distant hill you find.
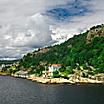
[0,60,18,65]
[3,24,104,75]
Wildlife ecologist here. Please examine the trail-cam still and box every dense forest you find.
[2,24,104,76]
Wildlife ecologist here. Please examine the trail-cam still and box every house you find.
[48,64,62,77]
[48,64,62,72]
[42,64,62,78]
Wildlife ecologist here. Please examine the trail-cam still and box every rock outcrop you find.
[86,25,104,43]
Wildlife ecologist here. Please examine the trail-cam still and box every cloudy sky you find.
[0,0,104,60]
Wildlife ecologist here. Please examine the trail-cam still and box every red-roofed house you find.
[48,64,62,72]
[42,64,62,78]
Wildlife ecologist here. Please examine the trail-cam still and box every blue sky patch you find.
[45,0,91,21]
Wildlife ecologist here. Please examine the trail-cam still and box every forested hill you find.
[2,24,103,76]
[14,24,104,74]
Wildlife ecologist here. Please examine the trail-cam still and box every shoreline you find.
[0,73,104,84]
[26,76,104,84]
[13,74,104,84]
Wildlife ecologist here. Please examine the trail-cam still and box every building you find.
[48,64,62,77]
[42,64,62,78]
[48,64,62,72]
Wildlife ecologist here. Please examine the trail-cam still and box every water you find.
[0,76,104,104]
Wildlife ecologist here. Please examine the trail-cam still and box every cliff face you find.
[86,24,104,43]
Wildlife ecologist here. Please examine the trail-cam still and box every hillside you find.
[2,24,104,77]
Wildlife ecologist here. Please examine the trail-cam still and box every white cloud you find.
[52,0,104,39]
[0,0,70,59]
[0,0,69,24]
[0,0,104,59]
[0,13,54,59]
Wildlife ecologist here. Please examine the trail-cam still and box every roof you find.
[49,64,62,67]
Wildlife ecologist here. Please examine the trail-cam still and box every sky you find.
[0,0,104,60]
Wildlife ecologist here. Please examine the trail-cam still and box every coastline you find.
[0,72,104,84]
[26,76,104,84]
[13,74,104,84]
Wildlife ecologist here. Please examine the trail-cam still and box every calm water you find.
[0,76,104,104]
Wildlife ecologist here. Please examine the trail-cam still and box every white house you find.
[42,64,62,78]
[48,64,62,77]
[48,64,62,72]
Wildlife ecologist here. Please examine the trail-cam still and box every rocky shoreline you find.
[26,76,104,84]
[13,73,104,84]
[0,72,104,84]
